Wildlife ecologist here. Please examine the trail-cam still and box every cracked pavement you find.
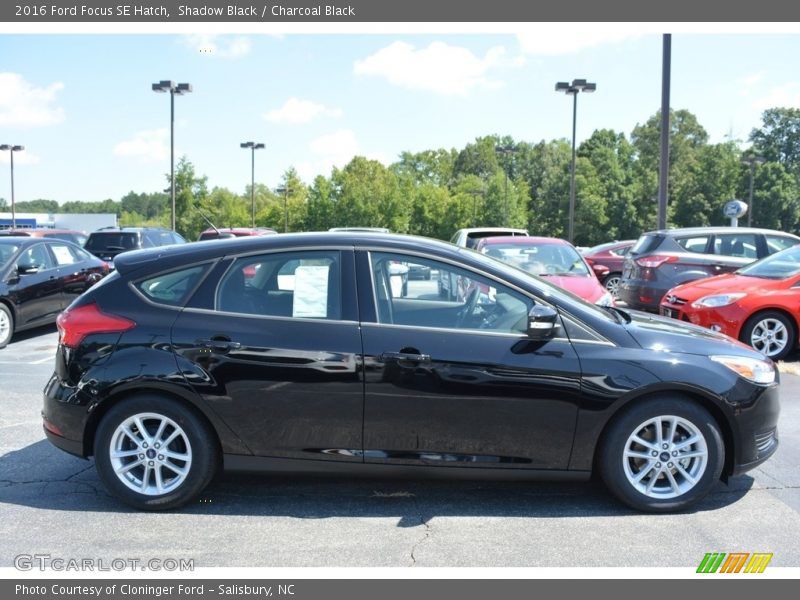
[1,326,800,568]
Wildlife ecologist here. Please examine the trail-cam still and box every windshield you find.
[738,244,800,279]
[0,242,20,266]
[480,242,590,276]
[466,247,617,323]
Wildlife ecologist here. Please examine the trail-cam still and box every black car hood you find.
[622,310,765,359]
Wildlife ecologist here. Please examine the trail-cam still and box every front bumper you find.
[730,380,781,475]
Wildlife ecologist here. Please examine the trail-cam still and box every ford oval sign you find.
[723,200,748,218]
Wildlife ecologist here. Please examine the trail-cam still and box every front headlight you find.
[595,292,614,307]
[710,355,776,384]
[691,293,746,308]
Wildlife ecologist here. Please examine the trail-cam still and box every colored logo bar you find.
[697,553,773,573]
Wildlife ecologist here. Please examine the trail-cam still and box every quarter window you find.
[216,251,341,320]
[676,236,710,254]
[369,252,532,334]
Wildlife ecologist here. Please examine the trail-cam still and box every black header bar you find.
[4,0,800,22]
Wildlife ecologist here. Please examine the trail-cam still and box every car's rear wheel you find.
[603,273,622,297]
[741,310,795,361]
[0,304,13,349]
[599,398,723,512]
[94,395,219,510]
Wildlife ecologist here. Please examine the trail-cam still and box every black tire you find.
[94,395,219,511]
[599,397,724,513]
[0,303,13,349]
[740,310,796,361]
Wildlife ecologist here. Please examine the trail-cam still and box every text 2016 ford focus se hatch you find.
[42,232,780,512]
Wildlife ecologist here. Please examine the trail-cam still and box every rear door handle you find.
[196,338,242,352]
[381,351,431,363]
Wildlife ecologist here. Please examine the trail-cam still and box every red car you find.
[660,243,800,360]
[582,240,635,297]
[475,236,613,305]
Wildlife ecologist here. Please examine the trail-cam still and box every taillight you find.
[635,255,679,268]
[56,303,136,349]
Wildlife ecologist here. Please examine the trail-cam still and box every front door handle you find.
[381,351,431,363]
[196,338,242,352]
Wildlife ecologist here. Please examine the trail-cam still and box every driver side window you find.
[370,252,532,334]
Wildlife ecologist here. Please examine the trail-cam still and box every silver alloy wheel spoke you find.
[622,415,708,500]
[109,412,193,496]
[751,319,788,356]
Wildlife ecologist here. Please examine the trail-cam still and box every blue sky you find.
[1,31,799,204]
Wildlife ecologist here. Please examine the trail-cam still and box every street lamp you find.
[555,78,596,243]
[495,145,516,227]
[0,144,24,230]
[275,185,291,233]
[743,154,766,227]
[152,80,192,232]
[465,188,485,227]
[240,141,265,228]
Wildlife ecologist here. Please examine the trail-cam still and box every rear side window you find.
[712,233,758,258]
[50,243,91,265]
[135,265,208,307]
[675,236,710,253]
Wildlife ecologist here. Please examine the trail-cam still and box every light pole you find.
[743,154,765,227]
[152,80,192,232]
[555,78,596,243]
[240,141,265,228]
[465,188,485,227]
[495,145,516,227]
[0,144,24,230]
[275,185,291,232]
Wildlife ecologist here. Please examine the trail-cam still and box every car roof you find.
[644,227,800,238]
[478,236,571,246]
[459,227,529,234]
[113,232,461,275]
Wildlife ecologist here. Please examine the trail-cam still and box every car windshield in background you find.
[482,243,590,277]
[738,246,800,279]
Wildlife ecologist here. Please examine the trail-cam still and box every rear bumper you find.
[43,426,85,458]
[618,281,668,311]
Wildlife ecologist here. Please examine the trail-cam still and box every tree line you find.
[4,107,800,245]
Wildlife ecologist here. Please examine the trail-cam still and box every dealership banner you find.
[5,0,800,22]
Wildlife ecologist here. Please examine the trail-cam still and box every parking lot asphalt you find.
[1,324,799,568]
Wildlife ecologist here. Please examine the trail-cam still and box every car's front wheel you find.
[599,397,724,512]
[741,310,796,361]
[0,304,13,349]
[94,395,219,510]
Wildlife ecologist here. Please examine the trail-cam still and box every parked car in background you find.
[475,236,613,306]
[0,237,108,348]
[2,228,88,246]
[618,227,800,312]
[660,244,800,360]
[450,227,529,249]
[84,227,186,269]
[329,227,391,233]
[438,227,530,299]
[582,240,636,298]
[198,227,278,241]
[43,231,780,513]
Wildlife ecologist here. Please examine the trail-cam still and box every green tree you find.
[171,156,209,240]
[14,199,59,213]
[749,107,800,175]
[329,157,405,231]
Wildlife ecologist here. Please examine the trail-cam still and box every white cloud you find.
[182,35,251,58]
[113,129,169,163]
[0,150,40,166]
[354,41,506,96]
[0,73,65,128]
[753,83,800,110]
[295,129,389,181]
[263,98,343,124]
[516,29,639,56]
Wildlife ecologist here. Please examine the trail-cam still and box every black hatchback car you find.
[84,227,186,268]
[618,227,800,312]
[43,232,780,512]
[1,237,108,348]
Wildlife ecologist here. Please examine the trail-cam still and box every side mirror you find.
[527,305,560,341]
[17,263,40,275]
[592,264,609,279]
